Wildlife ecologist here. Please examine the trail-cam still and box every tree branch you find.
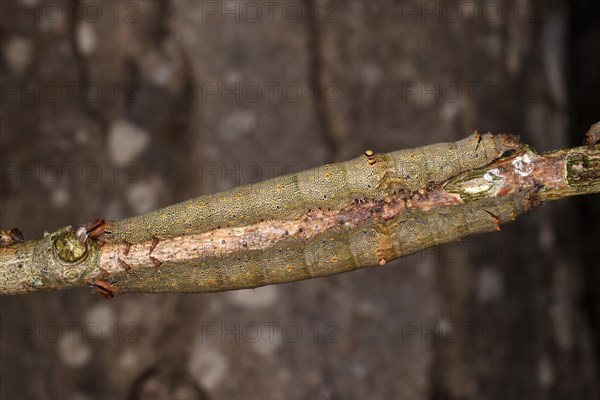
[1,123,598,298]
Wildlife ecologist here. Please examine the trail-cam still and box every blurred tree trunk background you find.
[0,1,599,399]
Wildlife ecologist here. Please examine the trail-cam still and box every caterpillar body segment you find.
[108,133,518,245]
[98,192,531,294]
[385,192,528,258]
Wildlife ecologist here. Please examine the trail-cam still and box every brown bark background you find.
[1,1,599,399]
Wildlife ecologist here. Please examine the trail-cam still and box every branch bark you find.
[1,124,598,298]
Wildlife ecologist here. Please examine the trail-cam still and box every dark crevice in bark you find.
[153,0,172,46]
[68,0,109,136]
[568,0,600,388]
[306,5,339,161]
[161,55,197,198]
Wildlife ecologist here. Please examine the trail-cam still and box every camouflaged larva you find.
[89,133,522,294]
[3,126,599,296]
[107,133,517,245]
[107,191,529,293]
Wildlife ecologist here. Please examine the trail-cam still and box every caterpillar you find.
[1,131,597,297]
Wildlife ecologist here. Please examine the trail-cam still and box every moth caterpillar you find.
[1,131,598,297]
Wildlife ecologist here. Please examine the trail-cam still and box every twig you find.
[1,123,598,298]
